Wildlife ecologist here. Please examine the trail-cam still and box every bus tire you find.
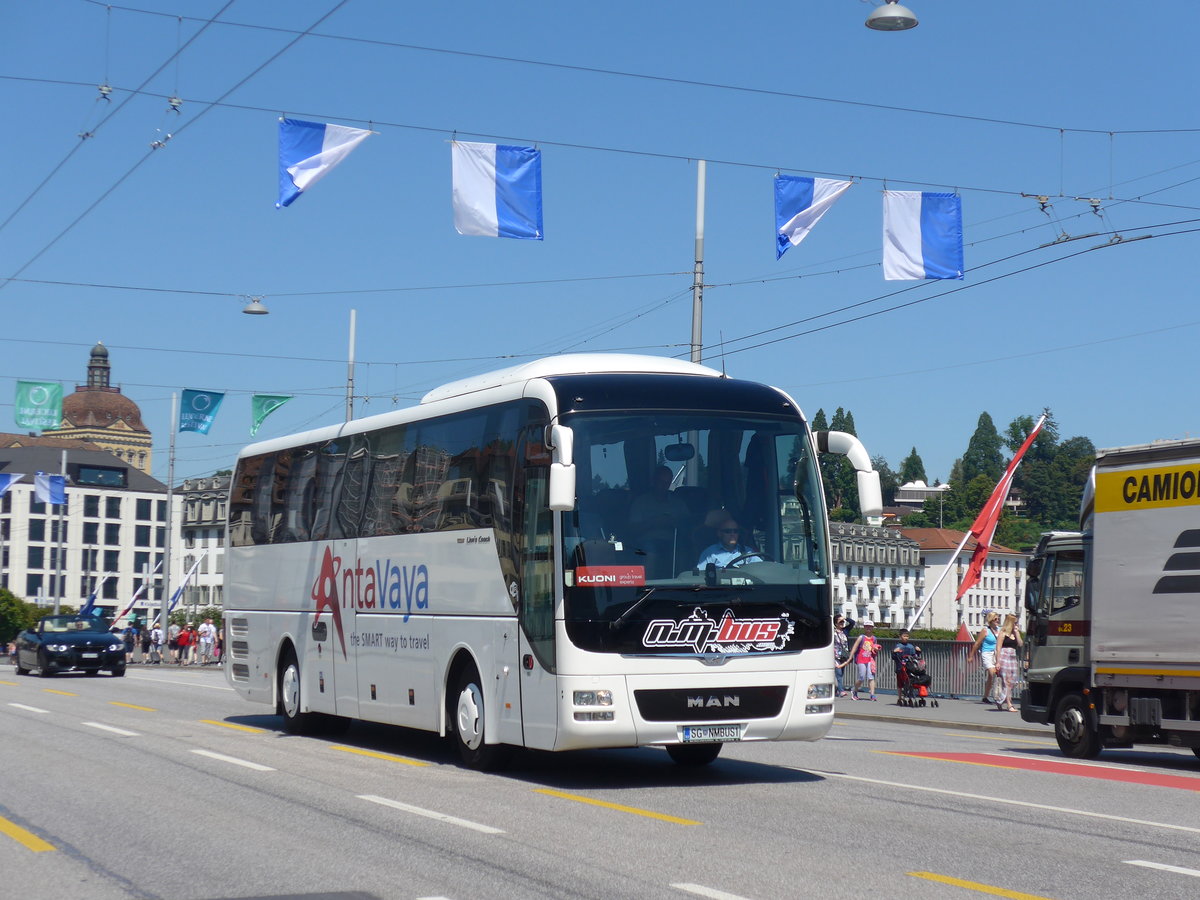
[666,742,722,766]
[1054,693,1101,759]
[449,664,510,771]
[278,647,318,735]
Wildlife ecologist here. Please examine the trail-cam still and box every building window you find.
[26,574,43,597]
[137,498,152,520]
[104,523,120,545]
[156,500,167,522]
[136,525,151,547]
[84,495,100,517]
[104,549,120,572]
[83,521,99,543]
[27,547,44,569]
[29,519,45,542]
[106,497,122,518]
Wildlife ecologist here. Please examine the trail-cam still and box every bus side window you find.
[332,438,371,539]
[516,422,555,672]
[250,453,277,545]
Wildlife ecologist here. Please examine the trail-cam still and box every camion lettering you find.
[1123,470,1200,505]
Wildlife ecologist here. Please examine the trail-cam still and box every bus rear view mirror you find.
[663,442,695,462]
[549,462,576,511]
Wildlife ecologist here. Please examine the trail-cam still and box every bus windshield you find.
[561,410,829,656]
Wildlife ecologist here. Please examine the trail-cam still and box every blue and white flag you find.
[34,471,66,505]
[180,389,225,435]
[277,118,373,208]
[0,472,23,497]
[451,141,543,240]
[882,191,964,280]
[775,175,852,259]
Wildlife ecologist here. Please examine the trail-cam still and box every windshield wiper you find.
[609,588,656,632]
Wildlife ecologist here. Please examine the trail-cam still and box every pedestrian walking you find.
[149,623,164,664]
[970,611,1001,703]
[198,618,216,665]
[848,621,881,701]
[833,615,855,697]
[994,613,1023,711]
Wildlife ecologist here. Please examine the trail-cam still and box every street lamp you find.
[865,0,918,31]
[241,296,269,315]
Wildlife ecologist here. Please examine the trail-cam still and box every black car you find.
[14,615,126,677]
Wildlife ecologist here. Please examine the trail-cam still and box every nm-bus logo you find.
[641,607,794,654]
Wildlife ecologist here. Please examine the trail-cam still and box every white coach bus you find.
[224,354,881,768]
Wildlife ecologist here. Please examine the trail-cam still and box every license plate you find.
[681,724,743,743]
[81,653,98,659]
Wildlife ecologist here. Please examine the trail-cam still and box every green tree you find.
[0,588,36,644]
[899,447,926,484]
[961,412,1004,484]
[871,455,899,506]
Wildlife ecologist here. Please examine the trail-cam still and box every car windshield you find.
[40,615,111,634]
[560,410,830,655]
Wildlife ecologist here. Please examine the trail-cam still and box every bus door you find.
[515,427,559,750]
[305,536,359,719]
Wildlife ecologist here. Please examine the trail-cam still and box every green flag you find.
[14,380,63,430]
[250,394,292,436]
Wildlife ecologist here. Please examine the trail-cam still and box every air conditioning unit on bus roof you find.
[420,353,723,405]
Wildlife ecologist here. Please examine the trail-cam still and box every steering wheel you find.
[724,551,773,568]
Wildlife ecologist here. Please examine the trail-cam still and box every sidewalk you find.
[835,691,1052,736]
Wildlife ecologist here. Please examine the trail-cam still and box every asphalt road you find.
[2,664,1200,900]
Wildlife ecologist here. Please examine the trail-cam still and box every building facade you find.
[42,342,153,475]
[178,474,229,615]
[900,527,1028,631]
[0,443,180,621]
[829,522,925,627]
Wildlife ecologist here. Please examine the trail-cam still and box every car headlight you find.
[45,644,69,652]
[108,643,123,652]
[573,689,613,706]
[807,683,834,699]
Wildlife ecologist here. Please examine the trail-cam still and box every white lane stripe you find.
[82,721,138,737]
[672,884,755,900]
[190,749,275,771]
[358,794,504,834]
[800,767,1200,836]
[9,702,49,713]
[128,673,234,691]
[1126,860,1200,878]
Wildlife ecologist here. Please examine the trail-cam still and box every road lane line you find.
[127,673,234,691]
[672,883,755,899]
[0,814,55,852]
[800,768,1200,836]
[358,794,504,834]
[333,745,430,766]
[1125,860,1200,878]
[43,689,76,696]
[109,701,155,711]
[190,749,275,771]
[0,680,19,686]
[201,719,267,734]
[909,871,1055,899]
[82,721,139,737]
[944,732,1055,745]
[534,788,701,825]
[8,702,49,713]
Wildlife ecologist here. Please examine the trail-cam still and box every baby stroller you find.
[896,650,937,708]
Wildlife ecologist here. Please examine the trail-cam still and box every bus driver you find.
[696,516,762,568]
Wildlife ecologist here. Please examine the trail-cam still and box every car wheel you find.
[1054,693,1102,759]
[448,663,510,770]
[84,669,101,677]
[38,653,54,678]
[277,648,318,735]
[666,742,723,766]
[15,656,30,676]
[110,665,126,677]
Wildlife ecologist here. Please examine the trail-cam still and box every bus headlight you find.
[573,690,613,706]
[807,683,833,699]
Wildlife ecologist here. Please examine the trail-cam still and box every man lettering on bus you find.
[696,516,762,568]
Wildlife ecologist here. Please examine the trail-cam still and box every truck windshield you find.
[560,410,830,656]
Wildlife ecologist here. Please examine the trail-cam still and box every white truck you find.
[1021,438,1200,759]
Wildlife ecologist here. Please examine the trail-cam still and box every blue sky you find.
[2,1,1196,486]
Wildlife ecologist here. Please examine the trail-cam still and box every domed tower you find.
[43,342,153,474]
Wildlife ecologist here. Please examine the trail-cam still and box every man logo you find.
[687,695,741,709]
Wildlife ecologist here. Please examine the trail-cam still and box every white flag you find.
[775,175,852,259]
[451,141,543,240]
[882,191,964,280]
[278,118,372,208]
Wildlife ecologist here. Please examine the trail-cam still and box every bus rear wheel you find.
[449,665,510,771]
[666,742,722,766]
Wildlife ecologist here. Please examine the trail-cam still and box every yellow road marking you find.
[0,680,18,687]
[332,746,430,767]
[201,719,266,733]
[534,788,701,825]
[878,750,1023,771]
[909,871,1055,899]
[0,814,55,852]
[110,701,155,712]
[43,689,76,696]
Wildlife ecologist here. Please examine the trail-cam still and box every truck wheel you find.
[1054,693,1101,759]
[1192,747,1200,762]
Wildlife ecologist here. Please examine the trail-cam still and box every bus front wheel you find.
[666,742,722,766]
[278,648,318,735]
[449,665,510,771]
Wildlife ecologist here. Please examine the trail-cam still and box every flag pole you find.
[54,449,66,614]
[689,160,705,364]
[160,392,177,643]
[345,308,356,421]
[906,529,972,630]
